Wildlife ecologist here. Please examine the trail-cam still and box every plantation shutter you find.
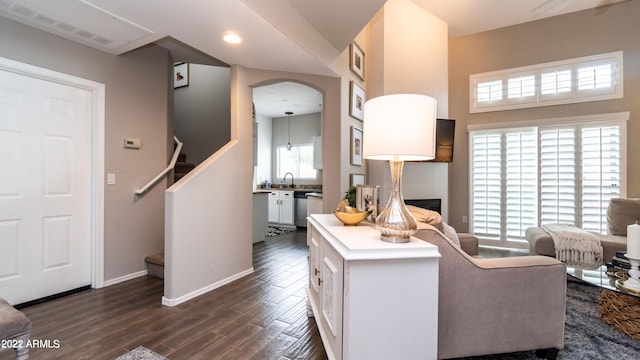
[581,126,621,233]
[539,128,576,225]
[469,114,625,248]
[471,133,502,240]
[505,130,538,240]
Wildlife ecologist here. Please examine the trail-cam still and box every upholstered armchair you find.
[414,225,567,360]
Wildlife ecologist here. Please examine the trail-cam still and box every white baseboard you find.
[162,267,254,307]
[102,270,148,287]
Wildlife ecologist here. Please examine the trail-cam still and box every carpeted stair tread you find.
[145,253,164,266]
[145,253,164,279]
[175,162,195,173]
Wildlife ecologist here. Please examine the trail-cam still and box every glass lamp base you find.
[375,159,417,243]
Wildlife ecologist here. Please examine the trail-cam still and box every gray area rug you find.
[116,346,167,360]
[266,225,297,237]
[458,281,640,359]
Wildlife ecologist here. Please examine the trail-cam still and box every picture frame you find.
[350,42,365,80]
[350,173,365,187]
[356,185,380,221]
[174,63,189,88]
[349,81,365,121]
[350,126,363,166]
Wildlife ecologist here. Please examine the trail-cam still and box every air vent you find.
[0,0,153,54]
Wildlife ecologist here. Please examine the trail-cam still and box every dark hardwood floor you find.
[0,229,327,360]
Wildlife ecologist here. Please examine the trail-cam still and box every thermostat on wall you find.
[124,138,141,149]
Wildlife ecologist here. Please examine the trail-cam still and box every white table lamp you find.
[363,94,437,243]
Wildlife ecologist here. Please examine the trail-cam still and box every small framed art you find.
[350,42,365,80]
[350,173,365,187]
[356,185,380,220]
[174,63,189,88]
[350,126,363,166]
[349,81,365,121]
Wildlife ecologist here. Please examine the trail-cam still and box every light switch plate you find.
[107,173,116,185]
[124,138,141,149]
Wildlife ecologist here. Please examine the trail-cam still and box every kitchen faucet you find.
[284,172,294,189]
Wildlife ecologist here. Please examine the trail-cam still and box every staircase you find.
[145,253,164,279]
[144,153,195,279]
[174,153,195,182]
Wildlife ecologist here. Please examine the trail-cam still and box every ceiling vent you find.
[0,0,154,54]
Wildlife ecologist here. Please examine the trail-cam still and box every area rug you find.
[458,281,640,359]
[266,225,297,237]
[116,346,167,360]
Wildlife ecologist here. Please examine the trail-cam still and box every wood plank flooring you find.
[0,229,327,360]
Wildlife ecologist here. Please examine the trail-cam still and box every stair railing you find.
[135,135,183,196]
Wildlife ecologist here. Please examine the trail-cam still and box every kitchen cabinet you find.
[307,193,323,217]
[252,192,268,243]
[313,136,322,170]
[307,214,440,360]
[268,190,295,225]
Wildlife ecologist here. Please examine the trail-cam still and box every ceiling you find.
[413,0,626,38]
[253,82,323,119]
[0,0,625,117]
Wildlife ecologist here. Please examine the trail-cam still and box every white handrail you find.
[135,136,183,196]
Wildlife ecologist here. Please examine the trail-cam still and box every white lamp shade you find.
[363,94,437,161]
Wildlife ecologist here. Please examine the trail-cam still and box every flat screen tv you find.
[427,118,455,162]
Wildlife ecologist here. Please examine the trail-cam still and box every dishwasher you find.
[294,191,308,227]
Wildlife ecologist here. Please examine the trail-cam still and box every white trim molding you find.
[161,268,254,307]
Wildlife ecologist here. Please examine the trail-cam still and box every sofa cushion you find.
[607,198,640,235]
[441,222,460,247]
[407,205,442,230]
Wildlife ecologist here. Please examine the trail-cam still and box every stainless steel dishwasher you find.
[294,191,308,227]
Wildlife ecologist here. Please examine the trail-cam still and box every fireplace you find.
[404,198,441,214]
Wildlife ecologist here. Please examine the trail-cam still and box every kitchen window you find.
[277,144,316,179]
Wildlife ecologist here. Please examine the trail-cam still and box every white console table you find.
[307,214,440,360]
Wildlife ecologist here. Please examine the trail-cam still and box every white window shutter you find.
[505,130,538,241]
[471,133,502,240]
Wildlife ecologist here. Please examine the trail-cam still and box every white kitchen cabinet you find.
[307,214,440,360]
[313,135,322,170]
[307,193,323,216]
[268,190,295,225]
[252,192,269,243]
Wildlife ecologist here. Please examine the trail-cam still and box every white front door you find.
[0,68,92,305]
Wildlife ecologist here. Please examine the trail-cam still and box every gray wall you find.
[174,64,231,165]
[0,17,170,282]
[448,0,640,232]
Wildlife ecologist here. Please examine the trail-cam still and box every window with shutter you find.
[469,113,627,249]
[470,51,623,113]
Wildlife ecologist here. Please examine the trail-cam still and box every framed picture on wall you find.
[349,81,365,121]
[350,173,365,187]
[350,42,365,80]
[356,185,380,220]
[351,126,363,166]
[174,63,189,88]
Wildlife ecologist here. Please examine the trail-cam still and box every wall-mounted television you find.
[427,118,455,163]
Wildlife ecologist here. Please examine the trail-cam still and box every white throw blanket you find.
[542,223,603,269]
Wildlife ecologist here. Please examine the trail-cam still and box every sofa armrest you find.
[457,233,478,256]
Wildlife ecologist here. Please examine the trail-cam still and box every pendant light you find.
[286,111,293,150]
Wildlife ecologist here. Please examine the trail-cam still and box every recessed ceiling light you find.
[223,31,242,44]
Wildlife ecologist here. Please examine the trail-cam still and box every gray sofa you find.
[408,205,566,359]
[526,198,640,263]
[414,225,566,359]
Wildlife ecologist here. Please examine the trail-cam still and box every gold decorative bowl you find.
[332,208,372,226]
